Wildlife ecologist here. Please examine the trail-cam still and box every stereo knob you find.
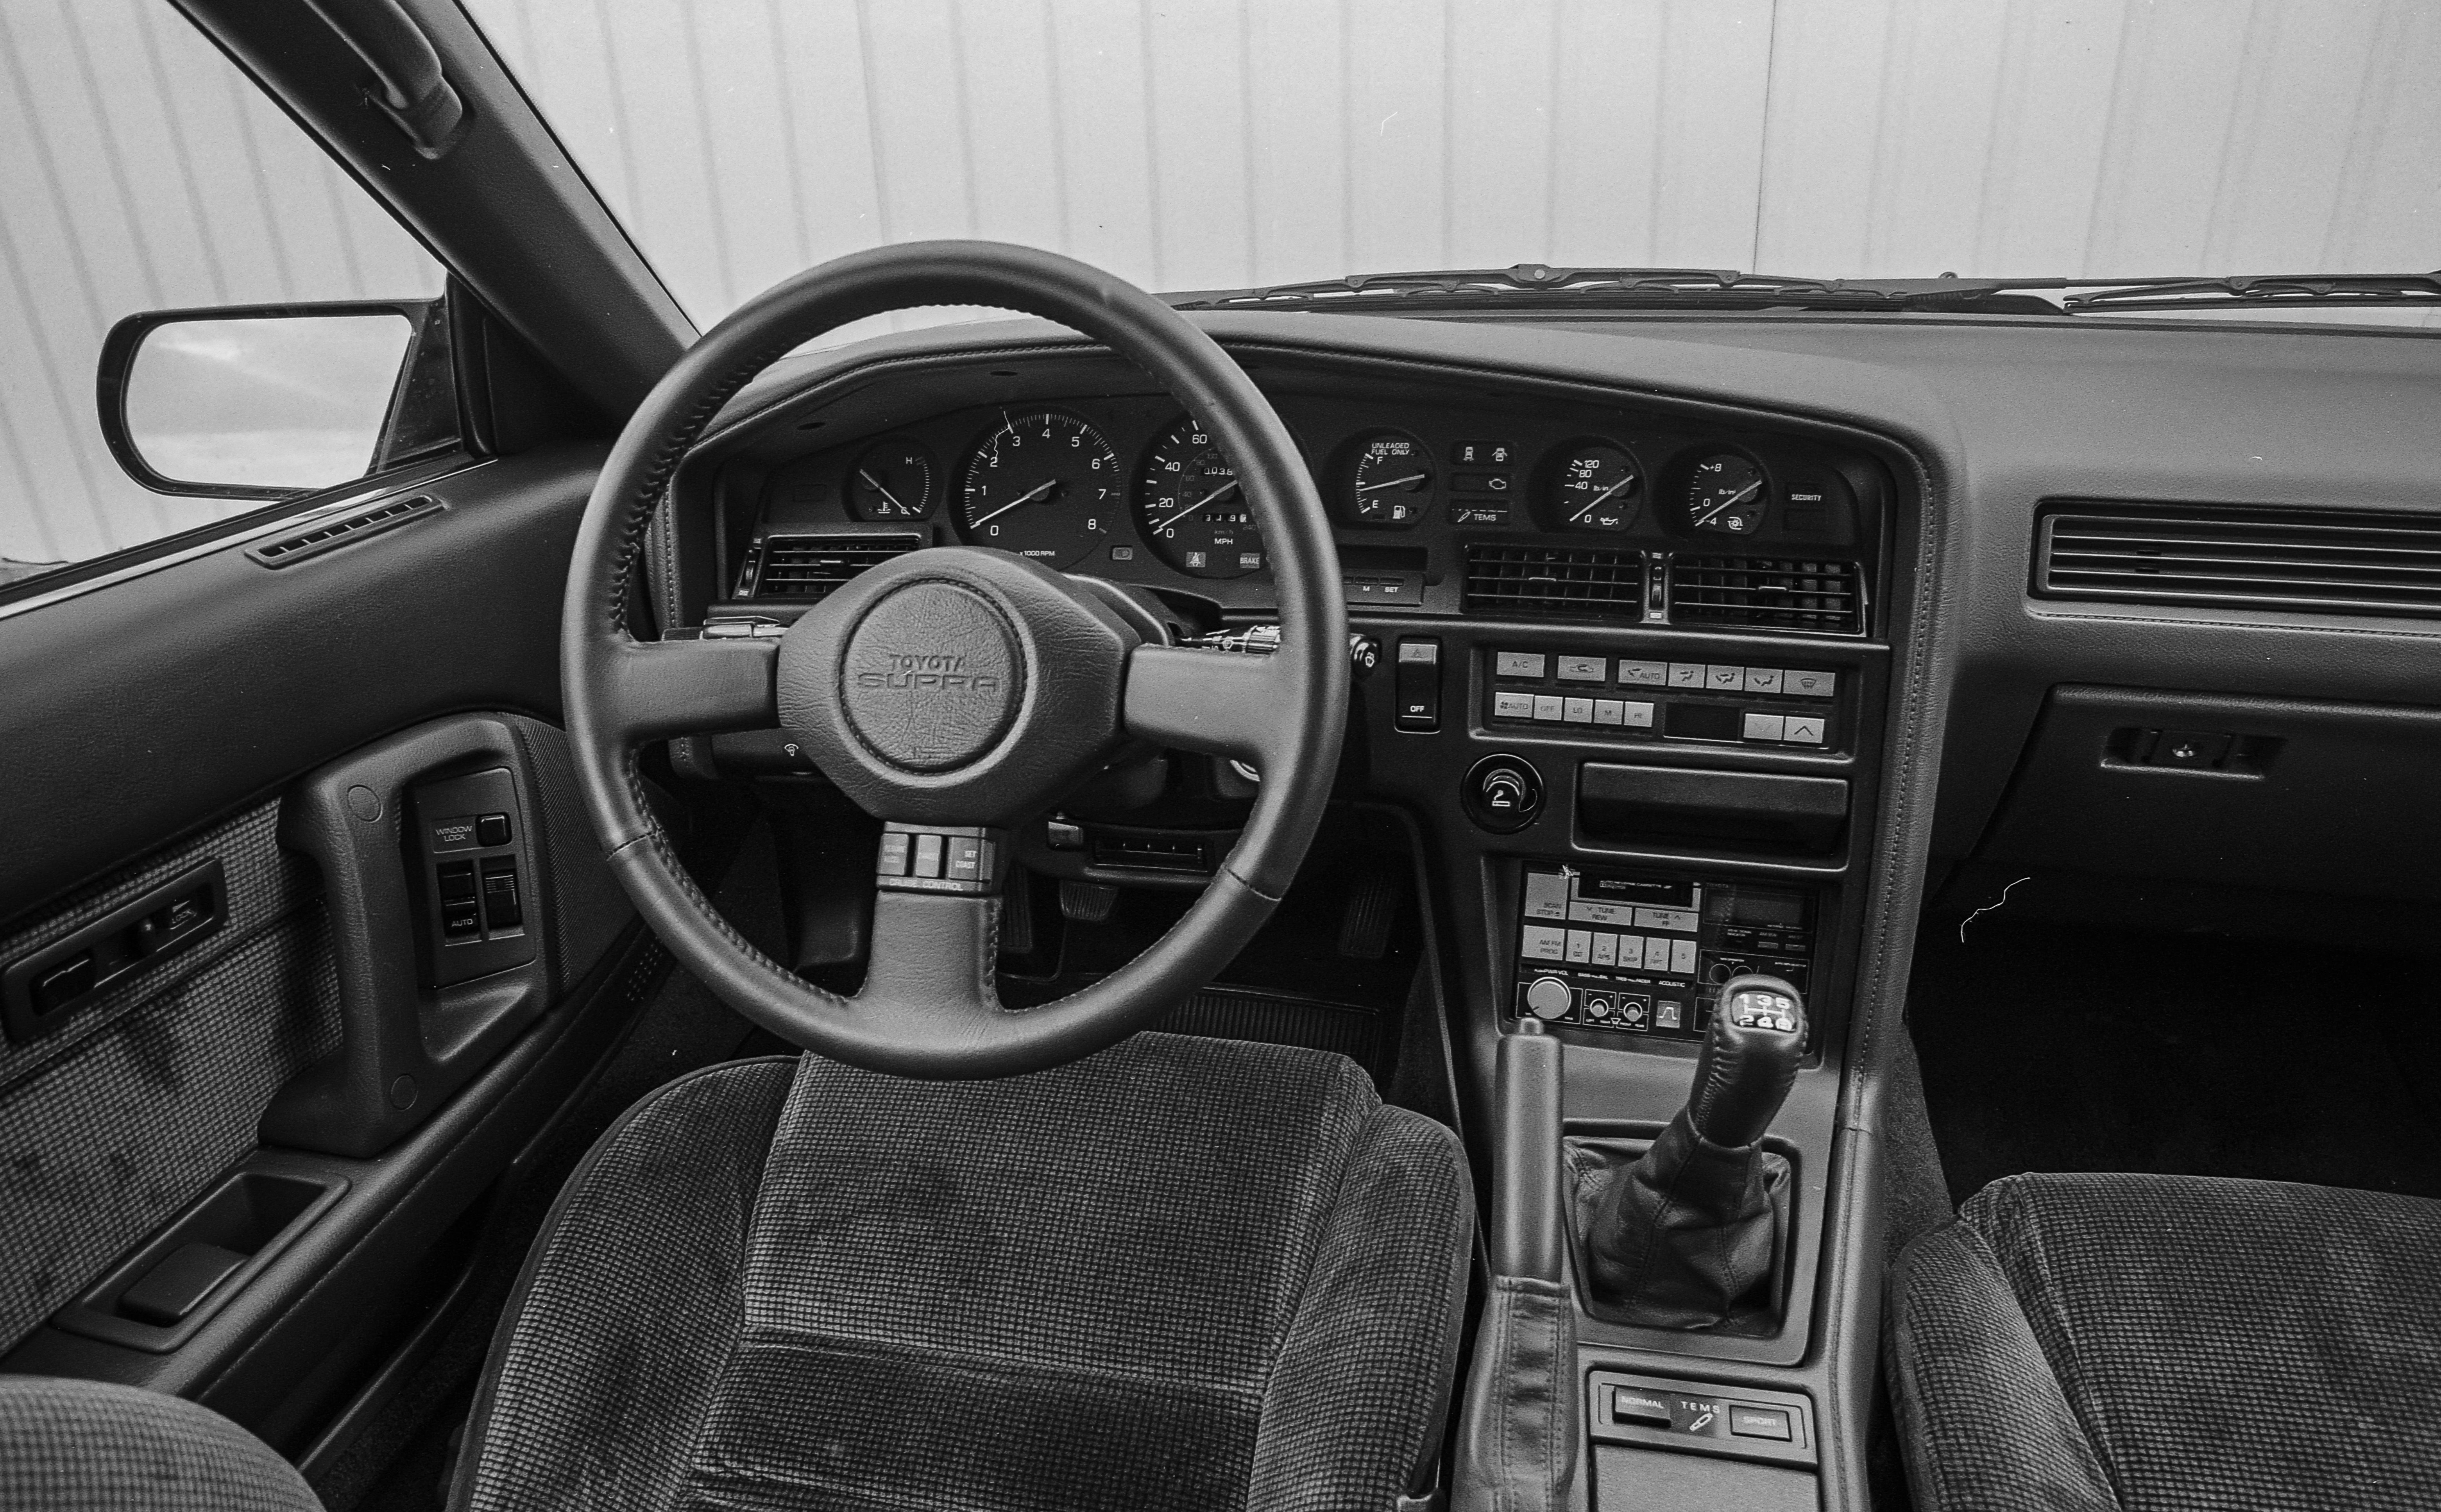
[1524,974,1573,1020]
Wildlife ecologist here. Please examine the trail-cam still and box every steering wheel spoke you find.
[600,636,778,744]
[1123,643,1283,764]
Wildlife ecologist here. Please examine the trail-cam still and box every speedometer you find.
[1136,415,1261,578]
[958,411,1118,568]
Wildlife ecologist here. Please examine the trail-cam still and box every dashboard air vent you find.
[1463,543,1644,619]
[2038,505,2441,620]
[1668,556,1863,635]
[246,496,443,568]
[746,533,923,601]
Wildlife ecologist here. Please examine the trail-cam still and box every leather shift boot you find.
[1572,1113,1789,1330]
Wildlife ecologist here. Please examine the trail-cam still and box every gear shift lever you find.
[1577,975,1804,1329]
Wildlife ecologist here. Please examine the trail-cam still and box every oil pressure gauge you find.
[1544,441,1642,531]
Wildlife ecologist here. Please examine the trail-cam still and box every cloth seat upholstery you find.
[1887,1171,2441,1512]
[452,1031,1474,1511]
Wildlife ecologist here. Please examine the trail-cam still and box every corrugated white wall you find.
[467,0,2441,331]
[0,0,441,569]
[5,0,2439,570]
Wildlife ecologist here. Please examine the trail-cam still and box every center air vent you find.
[1464,544,1645,620]
[2038,505,2441,620]
[1668,556,1863,635]
[743,533,923,601]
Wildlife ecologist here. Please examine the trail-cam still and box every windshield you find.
[467,0,2441,334]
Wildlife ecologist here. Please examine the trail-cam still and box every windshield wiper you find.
[2059,272,2441,311]
[1169,263,2441,318]
[1166,265,2067,315]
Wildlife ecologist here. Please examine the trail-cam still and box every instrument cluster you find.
[745,388,1869,596]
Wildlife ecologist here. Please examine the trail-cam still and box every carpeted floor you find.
[1907,912,2441,1206]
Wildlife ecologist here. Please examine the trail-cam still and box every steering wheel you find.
[561,242,1348,1078]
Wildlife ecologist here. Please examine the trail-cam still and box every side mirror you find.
[97,300,458,499]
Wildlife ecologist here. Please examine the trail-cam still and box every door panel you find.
[0,800,336,1353]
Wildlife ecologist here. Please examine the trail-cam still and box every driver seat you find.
[449,1031,1471,1510]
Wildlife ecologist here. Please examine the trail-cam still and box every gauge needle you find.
[968,478,1061,529]
[1695,479,1763,526]
[858,469,910,514]
[1162,480,1240,528]
[1357,472,1427,492]
[1569,474,1639,521]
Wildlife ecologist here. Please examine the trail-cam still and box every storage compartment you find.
[1969,687,2441,899]
[52,1168,347,1352]
[1578,763,1848,855]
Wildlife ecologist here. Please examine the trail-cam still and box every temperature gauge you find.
[846,439,936,521]
[1343,431,1433,528]
[1685,454,1769,536]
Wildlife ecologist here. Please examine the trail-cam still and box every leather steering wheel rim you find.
[562,241,1348,1078]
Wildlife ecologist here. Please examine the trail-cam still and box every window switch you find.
[475,812,512,847]
[480,862,523,930]
[441,901,481,940]
[34,954,96,1015]
[436,861,477,903]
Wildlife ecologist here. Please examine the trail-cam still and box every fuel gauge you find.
[1342,431,1433,528]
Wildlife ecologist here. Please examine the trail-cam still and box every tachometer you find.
[958,411,1119,568]
[1544,441,1642,532]
[1685,453,1768,536]
[1136,416,1260,578]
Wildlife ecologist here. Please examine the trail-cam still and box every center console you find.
[1511,864,1818,1043]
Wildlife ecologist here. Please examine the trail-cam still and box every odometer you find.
[1136,416,1260,578]
[958,412,1118,568]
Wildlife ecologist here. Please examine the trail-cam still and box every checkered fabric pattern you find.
[1889,1171,2441,1512]
[459,1033,1472,1512]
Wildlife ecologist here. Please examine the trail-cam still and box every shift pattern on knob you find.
[1686,973,1806,1149]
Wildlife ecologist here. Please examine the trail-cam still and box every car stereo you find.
[1510,863,1817,1043]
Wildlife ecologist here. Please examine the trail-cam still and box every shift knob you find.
[1685,975,1806,1149]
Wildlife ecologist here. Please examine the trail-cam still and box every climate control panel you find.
[1486,646,1841,750]
[1510,863,1816,1043]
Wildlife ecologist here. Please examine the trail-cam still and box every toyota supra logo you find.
[855,651,1003,696]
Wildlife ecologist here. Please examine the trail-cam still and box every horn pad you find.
[839,581,1023,771]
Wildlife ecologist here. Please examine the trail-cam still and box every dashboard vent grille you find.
[246,496,443,568]
[1668,556,1864,635]
[1463,544,1644,619]
[748,533,922,600]
[2038,506,2441,619]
